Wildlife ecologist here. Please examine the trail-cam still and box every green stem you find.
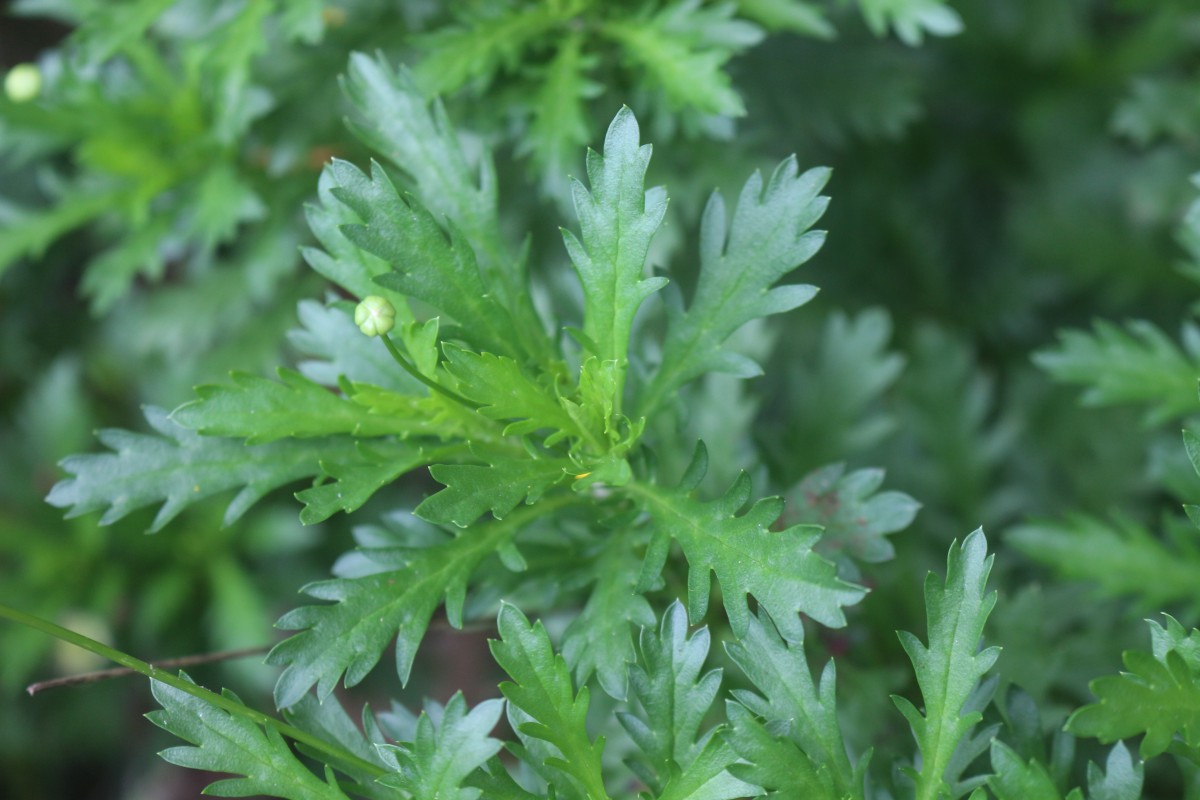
[380,333,481,411]
[0,604,387,781]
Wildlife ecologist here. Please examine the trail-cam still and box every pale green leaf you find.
[46,406,356,532]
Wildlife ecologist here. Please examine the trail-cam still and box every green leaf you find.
[893,529,1000,800]
[561,107,668,399]
[735,0,835,38]
[629,443,865,639]
[1034,320,1200,425]
[1068,619,1200,759]
[639,159,828,417]
[443,343,583,445]
[619,601,759,800]
[268,511,532,708]
[857,0,963,46]
[283,693,393,799]
[562,526,656,701]
[465,757,548,799]
[1008,513,1200,612]
[987,740,1063,800]
[340,53,550,364]
[328,158,523,360]
[295,441,456,526]
[376,693,505,800]
[783,462,919,564]
[148,676,350,800]
[416,454,572,528]
[171,369,415,444]
[520,32,601,193]
[1087,742,1143,800]
[289,300,421,393]
[46,406,354,532]
[601,2,762,117]
[491,603,609,800]
[411,2,575,96]
[724,702,836,799]
[724,609,860,798]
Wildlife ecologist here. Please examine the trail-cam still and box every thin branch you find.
[26,645,272,696]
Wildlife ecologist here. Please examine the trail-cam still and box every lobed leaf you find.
[148,676,349,800]
[491,603,609,800]
[639,158,829,417]
[631,443,865,640]
[893,528,1000,800]
[46,406,356,532]
[416,454,573,528]
[561,106,668,395]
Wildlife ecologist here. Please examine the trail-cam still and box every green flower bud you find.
[354,295,396,337]
[4,63,42,103]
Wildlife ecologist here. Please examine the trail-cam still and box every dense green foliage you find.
[4,1,1200,799]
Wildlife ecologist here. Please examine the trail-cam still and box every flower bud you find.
[4,63,42,103]
[354,295,396,337]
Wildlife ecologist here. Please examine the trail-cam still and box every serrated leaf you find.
[491,603,609,800]
[295,441,456,526]
[784,462,919,564]
[327,157,522,360]
[724,609,859,798]
[639,159,828,417]
[561,106,667,394]
[443,343,583,445]
[725,702,836,799]
[416,455,572,528]
[284,695,394,800]
[1008,513,1200,612]
[340,53,550,364]
[736,0,835,37]
[376,693,505,800]
[987,740,1062,800]
[1086,742,1143,800]
[894,529,999,800]
[562,526,656,700]
[289,299,420,393]
[268,513,528,708]
[46,406,356,532]
[857,0,963,46]
[464,757,548,800]
[148,676,349,800]
[1034,320,1200,425]
[619,601,757,800]
[602,1,761,116]
[630,443,865,639]
[1068,619,1200,759]
[171,369,413,444]
[521,32,601,194]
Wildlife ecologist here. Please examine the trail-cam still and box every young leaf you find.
[148,676,350,800]
[416,455,573,528]
[1068,618,1200,759]
[561,107,668,402]
[171,369,414,443]
[724,609,861,798]
[782,462,919,564]
[491,603,609,800]
[341,52,551,364]
[639,159,829,418]
[442,343,583,445]
[629,443,865,639]
[1087,742,1143,800]
[46,406,359,532]
[987,740,1063,800]
[619,601,758,800]
[1034,319,1200,425]
[326,158,523,360]
[376,693,505,800]
[268,511,532,708]
[894,528,1000,800]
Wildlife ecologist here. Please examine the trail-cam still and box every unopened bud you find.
[4,63,42,103]
[354,295,396,337]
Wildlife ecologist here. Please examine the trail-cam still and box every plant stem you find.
[26,644,271,694]
[0,604,387,780]
[380,333,482,410]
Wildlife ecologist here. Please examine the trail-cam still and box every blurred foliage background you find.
[3,0,1200,797]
